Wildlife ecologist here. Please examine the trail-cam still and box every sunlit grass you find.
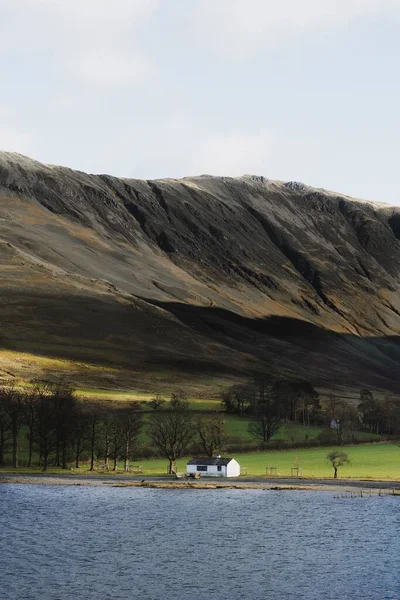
[2,443,399,479]
[3,442,398,480]
[75,388,220,410]
[107,442,399,479]
[231,443,400,479]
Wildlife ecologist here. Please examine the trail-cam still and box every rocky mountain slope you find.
[1,152,400,395]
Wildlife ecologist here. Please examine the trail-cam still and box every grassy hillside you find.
[2,153,400,395]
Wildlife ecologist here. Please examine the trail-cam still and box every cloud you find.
[0,0,159,85]
[191,0,400,58]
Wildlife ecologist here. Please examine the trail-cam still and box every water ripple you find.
[0,486,399,600]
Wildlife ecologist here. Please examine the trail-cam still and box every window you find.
[197,465,208,472]
[217,466,222,472]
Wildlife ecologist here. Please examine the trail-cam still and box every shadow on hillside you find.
[143,297,400,346]
[0,290,399,392]
[140,298,400,392]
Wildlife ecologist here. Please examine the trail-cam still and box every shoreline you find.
[2,473,400,494]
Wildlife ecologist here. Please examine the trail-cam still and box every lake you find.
[0,485,399,599]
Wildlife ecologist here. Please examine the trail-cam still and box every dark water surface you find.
[1,485,399,600]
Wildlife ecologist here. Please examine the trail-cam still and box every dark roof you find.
[187,458,233,466]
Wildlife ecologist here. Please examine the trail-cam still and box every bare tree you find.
[170,390,188,408]
[327,450,350,479]
[324,395,358,444]
[295,385,321,426]
[119,403,142,472]
[85,401,103,471]
[21,387,40,467]
[197,415,226,457]
[148,400,195,474]
[34,384,56,471]
[1,386,24,468]
[110,414,123,471]
[336,405,358,444]
[99,407,114,470]
[148,393,165,412]
[381,395,400,436]
[51,384,76,469]
[358,389,381,434]
[0,390,10,467]
[71,402,90,468]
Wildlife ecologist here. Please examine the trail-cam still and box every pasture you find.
[125,442,400,479]
[2,442,399,481]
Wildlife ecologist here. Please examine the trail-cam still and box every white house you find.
[186,457,241,478]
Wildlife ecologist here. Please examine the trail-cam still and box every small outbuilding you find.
[186,457,241,478]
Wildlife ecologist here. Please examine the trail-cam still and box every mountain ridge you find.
[1,151,400,396]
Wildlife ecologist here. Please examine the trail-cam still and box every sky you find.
[1,0,400,204]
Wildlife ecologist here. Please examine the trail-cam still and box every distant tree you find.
[1,385,24,468]
[381,395,400,436]
[296,384,322,426]
[358,389,381,434]
[85,401,104,471]
[21,386,40,467]
[248,380,281,443]
[327,450,350,479]
[148,400,195,474]
[99,407,114,470]
[170,390,188,409]
[326,395,341,418]
[72,402,90,468]
[272,380,321,425]
[325,396,358,444]
[110,414,123,471]
[119,403,142,472]
[34,384,57,471]
[196,415,226,457]
[221,384,252,416]
[0,389,10,467]
[51,384,76,468]
[149,393,165,412]
[355,391,400,437]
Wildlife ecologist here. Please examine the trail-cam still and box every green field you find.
[5,418,382,468]
[126,443,400,479]
[2,443,399,480]
[222,418,379,444]
[76,389,221,411]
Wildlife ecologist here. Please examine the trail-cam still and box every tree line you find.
[0,382,143,471]
[0,379,398,471]
[0,382,226,472]
[221,380,400,444]
[221,379,322,443]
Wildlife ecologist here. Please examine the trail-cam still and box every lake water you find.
[1,485,399,600]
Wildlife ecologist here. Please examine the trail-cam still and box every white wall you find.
[186,464,198,475]
[226,459,240,477]
[186,464,224,477]
[186,460,240,477]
